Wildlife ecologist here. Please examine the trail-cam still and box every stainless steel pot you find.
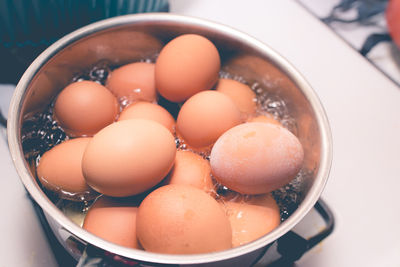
[7,13,332,266]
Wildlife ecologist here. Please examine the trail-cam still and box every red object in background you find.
[387,0,400,47]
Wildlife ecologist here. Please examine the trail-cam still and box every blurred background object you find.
[0,0,169,84]
[386,0,400,47]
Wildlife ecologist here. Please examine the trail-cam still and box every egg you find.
[247,114,281,126]
[54,80,118,136]
[82,119,176,197]
[118,101,175,133]
[136,184,232,254]
[106,62,156,103]
[176,91,241,149]
[83,196,140,249]
[36,138,93,199]
[155,34,220,102]
[165,150,214,193]
[216,78,257,116]
[210,122,304,195]
[221,194,280,247]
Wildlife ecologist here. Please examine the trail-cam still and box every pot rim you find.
[7,13,332,265]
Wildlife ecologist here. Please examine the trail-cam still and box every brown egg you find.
[176,91,241,149]
[83,196,140,249]
[216,78,257,116]
[54,81,118,136]
[221,194,280,247]
[247,114,281,126]
[155,34,220,102]
[136,184,232,254]
[36,138,92,198]
[106,62,156,104]
[165,150,214,193]
[210,122,304,195]
[82,119,176,197]
[118,101,175,133]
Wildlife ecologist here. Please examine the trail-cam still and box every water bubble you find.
[272,169,309,221]
[21,106,68,160]
[175,138,181,148]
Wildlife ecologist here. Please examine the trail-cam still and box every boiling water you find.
[21,62,308,226]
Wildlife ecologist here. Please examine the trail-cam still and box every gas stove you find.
[300,0,400,85]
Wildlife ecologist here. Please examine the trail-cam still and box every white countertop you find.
[0,84,58,266]
[1,1,400,266]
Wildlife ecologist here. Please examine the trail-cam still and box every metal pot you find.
[7,13,332,266]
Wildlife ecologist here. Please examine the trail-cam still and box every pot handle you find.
[264,198,335,266]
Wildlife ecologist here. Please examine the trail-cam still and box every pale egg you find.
[210,122,304,194]
[247,114,281,126]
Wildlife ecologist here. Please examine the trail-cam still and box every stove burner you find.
[322,0,388,24]
[303,0,400,85]
[360,33,392,55]
[323,0,391,56]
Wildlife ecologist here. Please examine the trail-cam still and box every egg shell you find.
[36,138,92,196]
[221,194,280,247]
[118,101,175,133]
[165,150,214,193]
[54,80,118,136]
[155,34,220,102]
[82,119,176,197]
[83,196,140,249]
[210,122,304,195]
[216,78,257,116]
[247,114,281,126]
[136,184,232,254]
[106,62,156,103]
[176,91,241,149]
